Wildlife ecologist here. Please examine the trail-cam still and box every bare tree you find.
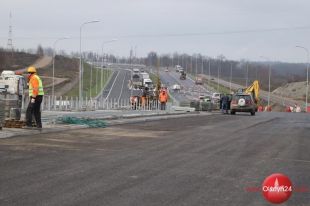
[37,45,44,57]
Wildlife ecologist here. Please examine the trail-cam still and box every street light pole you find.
[52,37,68,108]
[260,56,271,108]
[201,56,203,74]
[217,61,220,92]
[296,46,309,112]
[190,56,193,74]
[230,62,233,93]
[208,58,211,84]
[195,55,198,76]
[79,20,100,106]
[246,62,249,87]
[89,56,94,98]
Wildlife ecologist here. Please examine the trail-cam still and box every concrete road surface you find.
[1,112,309,206]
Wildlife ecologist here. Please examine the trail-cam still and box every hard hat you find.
[27,66,37,73]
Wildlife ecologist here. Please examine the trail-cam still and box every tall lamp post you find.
[79,20,100,106]
[52,37,68,102]
[296,46,309,112]
[260,56,271,108]
[230,62,233,93]
[101,39,117,88]
[246,62,249,87]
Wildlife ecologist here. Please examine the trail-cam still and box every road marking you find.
[105,70,120,101]
[118,71,128,103]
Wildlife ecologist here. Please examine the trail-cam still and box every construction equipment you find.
[0,70,27,122]
[237,80,260,109]
[130,71,159,110]
[130,88,158,110]
[180,70,186,80]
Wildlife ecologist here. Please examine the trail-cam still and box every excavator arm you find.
[245,80,260,103]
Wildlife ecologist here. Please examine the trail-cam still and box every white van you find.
[133,68,140,74]
[140,72,150,80]
[143,78,153,88]
[175,65,182,72]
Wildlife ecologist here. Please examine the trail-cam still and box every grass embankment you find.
[187,73,232,94]
[204,79,233,94]
[66,63,112,98]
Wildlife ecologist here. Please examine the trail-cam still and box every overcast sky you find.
[1,0,310,62]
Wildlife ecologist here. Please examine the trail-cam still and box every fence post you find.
[47,95,50,111]
[70,97,73,111]
[75,96,78,111]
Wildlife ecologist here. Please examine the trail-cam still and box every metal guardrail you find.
[22,95,175,112]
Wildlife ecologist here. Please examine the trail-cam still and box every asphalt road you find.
[1,112,309,206]
[158,68,212,103]
[97,68,137,102]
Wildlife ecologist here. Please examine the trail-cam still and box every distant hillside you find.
[41,55,79,96]
[39,55,79,79]
[0,49,79,96]
[149,53,307,92]
[0,49,39,71]
[203,60,306,92]
[273,81,308,102]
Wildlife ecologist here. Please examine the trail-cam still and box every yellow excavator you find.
[237,80,260,107]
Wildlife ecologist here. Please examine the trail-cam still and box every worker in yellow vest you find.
[24,66,44,129]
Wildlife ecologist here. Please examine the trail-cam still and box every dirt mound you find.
[272,81,307,101]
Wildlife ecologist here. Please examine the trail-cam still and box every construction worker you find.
[24,66,44,129]
[220,94,229,114]
[159,89,168,110]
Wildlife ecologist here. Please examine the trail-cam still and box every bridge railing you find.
[23,95,174,112]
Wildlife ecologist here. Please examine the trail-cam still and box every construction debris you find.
[4,119,27,128]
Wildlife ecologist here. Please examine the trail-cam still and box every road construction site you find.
[0,112,309,205]
[0,56,309,206]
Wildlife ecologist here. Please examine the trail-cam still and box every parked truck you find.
[131,74,143,89]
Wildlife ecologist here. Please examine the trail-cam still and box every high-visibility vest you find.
[159,92,168,103]
[29,74,44,96]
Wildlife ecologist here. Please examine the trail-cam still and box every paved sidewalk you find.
[0,109,209,139]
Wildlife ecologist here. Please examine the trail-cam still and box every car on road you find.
[175,65,182,72]
[230,94,256,115]
[133,68,140,74]
[172,84,181,91]
[199,95,212,102]
[211,93,221,102]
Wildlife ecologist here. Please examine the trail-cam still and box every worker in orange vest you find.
[24,66,44,129]
[159,89,168,110]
